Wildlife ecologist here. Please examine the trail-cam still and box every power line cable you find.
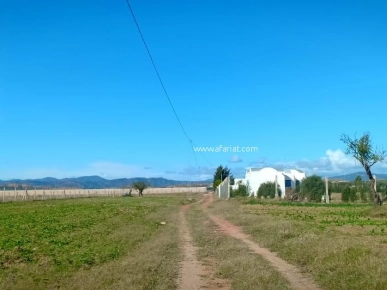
[124,0,212,169]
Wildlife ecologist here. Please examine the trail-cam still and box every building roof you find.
[246,167,304,173]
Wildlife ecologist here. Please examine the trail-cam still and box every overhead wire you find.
[124,0,212,170]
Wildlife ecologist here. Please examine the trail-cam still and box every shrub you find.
[257,182,282,199]
[342,186,351,202]
[360,189,368,202]
[342,186,358,202]
[300,175,327,202]
[230,184,248,198]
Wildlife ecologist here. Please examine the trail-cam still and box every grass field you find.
[186,203,292,290]
[0,195,197,290]
[4,194,387,289]
[208,198,387,290]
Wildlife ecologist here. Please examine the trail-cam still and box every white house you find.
[231,178,246,190]
[237,167,306,198]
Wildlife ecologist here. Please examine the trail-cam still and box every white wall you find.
[245,167,305,198]
[231,178,246,190]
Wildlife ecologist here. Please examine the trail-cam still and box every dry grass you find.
[208,198,387,290]
[186,203,291,290]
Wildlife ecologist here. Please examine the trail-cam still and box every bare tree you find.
[340,132,386,205]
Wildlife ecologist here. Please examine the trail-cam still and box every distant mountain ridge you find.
[329,172,387,181]
[2,172,385,188]
[0,176,212,189]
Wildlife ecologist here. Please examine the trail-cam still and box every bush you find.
[230,184,248,198]
[300,175,327,202]
[351,188,359,202]
[360,189,368,202]
[342,186,358,202]
[257,182,282,199]
[342,186,351,202]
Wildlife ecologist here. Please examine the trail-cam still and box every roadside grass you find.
[186,203,291,290]
[208,198,387,290]
[0,195,197,289]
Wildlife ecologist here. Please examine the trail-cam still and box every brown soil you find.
[178,196,231,290]
[177,202,206,290]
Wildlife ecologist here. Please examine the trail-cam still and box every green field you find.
[3,194,387,289]
[0,196,193,290]
[208,198,387,290]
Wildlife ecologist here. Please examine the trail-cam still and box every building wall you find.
[245,167,305,198]
[231,178,245,190]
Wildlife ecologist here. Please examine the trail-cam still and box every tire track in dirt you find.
[203,194,321,290]
[177,201,206,290]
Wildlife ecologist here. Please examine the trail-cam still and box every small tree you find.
[132,182,148,196]
[213,179,222,189]
[300,175,326,202]
[213,165,234,189]
[340,132,386,205]
[354,175,365,202]
[257,182,281,199]
[342,186,351,202]
[343,186,358,202]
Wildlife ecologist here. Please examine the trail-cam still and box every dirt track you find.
[177,203,206,290]
[178,193,321,290]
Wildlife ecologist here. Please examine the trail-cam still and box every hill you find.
[0,176,212,189]
[329,172,387,181]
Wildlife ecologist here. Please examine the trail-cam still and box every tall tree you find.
[340,132,386,205]
[213,165,234,189]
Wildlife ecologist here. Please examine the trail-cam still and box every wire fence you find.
[0,187,208,203]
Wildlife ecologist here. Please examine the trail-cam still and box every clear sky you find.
[1,0,387,181]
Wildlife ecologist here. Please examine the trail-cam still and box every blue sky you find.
[1,0,387,181]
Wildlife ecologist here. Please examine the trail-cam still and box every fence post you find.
[275,175,278,199]
[34,188,36,200]
[2,187,4,202]
[325,177,329,204]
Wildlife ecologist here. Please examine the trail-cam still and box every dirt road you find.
[177,203,206,290]
[178,193,321,290]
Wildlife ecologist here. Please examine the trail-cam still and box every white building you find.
[237,167,306,197]
[231,178,246,190]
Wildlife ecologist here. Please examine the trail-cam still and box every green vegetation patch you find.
[209,198,387,290]
[0,196,186,289]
